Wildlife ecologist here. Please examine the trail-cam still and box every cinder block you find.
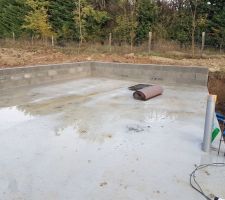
[24,73,32,79]
[37,72,47,77]
[69,68,76,74]
[10,75,23,81]
[196,73,208,83]
[77,67,83,72]
[0,76,6,81]
[48,70,57,76]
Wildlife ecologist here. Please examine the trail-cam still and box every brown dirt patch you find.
[208,71,225,115]
[1,47,225,72]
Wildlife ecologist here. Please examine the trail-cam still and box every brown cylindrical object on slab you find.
[133,85,163,100]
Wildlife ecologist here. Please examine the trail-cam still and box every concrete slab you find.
[0,77,224,200]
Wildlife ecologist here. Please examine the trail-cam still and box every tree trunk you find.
[130,34,133,52]
[78,0,83,53]
[130,3,136,52]
[190,0,198,58]
[191,24,195,57]
[31,35,34,46]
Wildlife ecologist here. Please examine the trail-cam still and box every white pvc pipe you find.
[202,95,216,152]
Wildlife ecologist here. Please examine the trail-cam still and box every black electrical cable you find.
[190,163,225,200]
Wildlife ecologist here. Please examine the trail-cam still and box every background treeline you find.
[0,0,225,51]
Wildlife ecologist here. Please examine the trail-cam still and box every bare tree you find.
[95,0,106,9]
[78,0,83,50]
[189,0,198,57]
[129,0,136,52]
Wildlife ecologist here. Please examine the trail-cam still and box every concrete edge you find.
[91,61,208,72]
[0,61,91,71]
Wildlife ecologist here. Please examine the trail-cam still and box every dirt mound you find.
[208,71,225,115]
[1,47,225,72]
[0,48,74,68]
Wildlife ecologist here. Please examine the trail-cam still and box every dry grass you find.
[0,39,225,72]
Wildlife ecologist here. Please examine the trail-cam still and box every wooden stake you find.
[12,32,15,42]
[31,35,34,45]
[51,35,54,47]
[109,33,112,52]
[201,32,205,57]
[148,31,152,54]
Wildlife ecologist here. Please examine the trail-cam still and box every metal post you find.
[202,95,216,152]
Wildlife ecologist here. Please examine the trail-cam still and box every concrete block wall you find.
[0,62,91,90]
[0,61,208,90]
[91,62,209,86]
